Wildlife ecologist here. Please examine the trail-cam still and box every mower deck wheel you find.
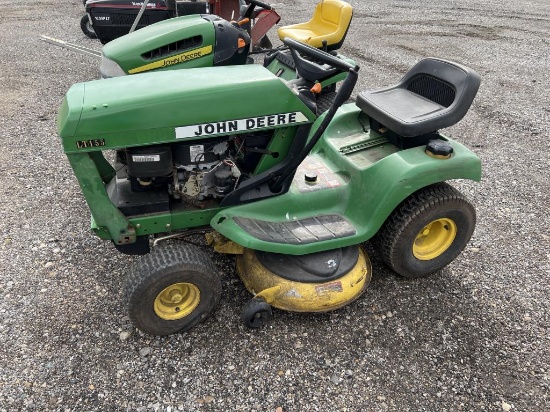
[124,243,221,335]
[80,14,97,39]
[242,298,272,328]
[374,182,475,278]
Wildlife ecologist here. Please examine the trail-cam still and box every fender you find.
[211,105,481,255]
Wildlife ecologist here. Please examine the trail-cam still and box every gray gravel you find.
[0,0,549,410]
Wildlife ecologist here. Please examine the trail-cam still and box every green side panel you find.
[211,105,481,255]
[265,58,298,81]
[67,153,134,245]
[58,65,316,154]
[102,15,215,74]
[253,127,299,174]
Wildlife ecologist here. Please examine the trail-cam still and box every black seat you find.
[356,58,481,138]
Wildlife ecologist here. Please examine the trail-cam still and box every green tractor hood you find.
[100,14,250,77]
[58,65,316,153]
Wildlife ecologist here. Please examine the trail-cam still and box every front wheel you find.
[374,182,476,278]
[124,243,221,335]
[80,14,97,39]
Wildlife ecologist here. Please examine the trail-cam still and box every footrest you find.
[233,214,356,245]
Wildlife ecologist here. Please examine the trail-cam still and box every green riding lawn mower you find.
[59,6,481,336]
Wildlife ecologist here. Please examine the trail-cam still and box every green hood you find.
[102,15,216,74]
[58,65,316,153]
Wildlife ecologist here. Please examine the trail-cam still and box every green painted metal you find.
[264,58,298,82]
[102,15,216,74]
[67,153,135,245]
[211,105,481,254]
[58,65,317,154]
[253,127,299,174]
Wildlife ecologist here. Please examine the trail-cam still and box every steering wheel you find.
[240,0,272,19]
[283,37,356,83]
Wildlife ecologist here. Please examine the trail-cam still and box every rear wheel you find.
[80,14,97,39]
[374,182,475,278]
[125,243,221,335]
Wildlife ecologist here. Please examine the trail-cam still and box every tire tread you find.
[373,182,476,277]
[124,243,220,335]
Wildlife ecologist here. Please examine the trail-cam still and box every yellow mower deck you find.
[237,247,371,313]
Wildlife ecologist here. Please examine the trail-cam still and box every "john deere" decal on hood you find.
[128,45,213,74]
[175,112,309,139]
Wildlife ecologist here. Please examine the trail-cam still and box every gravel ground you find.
[0,0,549,410]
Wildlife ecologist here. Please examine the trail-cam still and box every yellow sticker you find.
[128,45,213,74]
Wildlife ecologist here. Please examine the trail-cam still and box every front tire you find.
[80,14,97,39]
[124,243,221,335]
[374,182,476,278]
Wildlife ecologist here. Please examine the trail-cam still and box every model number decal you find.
[131,2,157,7]
[76,139,105,149]
[128,45,213,74]
[175,112,309,139]
[315,281,343,295]
[132,155,160,162]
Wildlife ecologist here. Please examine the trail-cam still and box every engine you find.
[112,133,270,216]
[168,141,241,201]
[123,139,241,199]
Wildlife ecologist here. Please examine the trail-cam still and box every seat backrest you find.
[277,0,353,50]
[356,58,481,138]
[400,58,481,122]
[309,0,352,49]
[318,0,351,26]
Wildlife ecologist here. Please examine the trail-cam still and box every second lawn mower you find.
[97,0,353,80]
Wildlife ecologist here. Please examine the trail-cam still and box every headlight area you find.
[99,54,127,78]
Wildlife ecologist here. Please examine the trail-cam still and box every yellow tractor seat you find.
[277,0,353,51]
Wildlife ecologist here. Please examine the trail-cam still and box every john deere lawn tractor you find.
[58,38,481,335]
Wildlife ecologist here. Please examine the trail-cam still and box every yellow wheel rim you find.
[413,218,457,260]
[154,283,200,321]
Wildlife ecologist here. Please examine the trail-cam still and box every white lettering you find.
[132,2,157,8]
[175,112,309,139]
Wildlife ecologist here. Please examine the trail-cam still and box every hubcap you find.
[154,283,200,321]
[413,218,457,260]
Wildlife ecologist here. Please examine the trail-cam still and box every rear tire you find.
[125,243,221,335]
[374,182,476,278]
[80,14,97,39]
